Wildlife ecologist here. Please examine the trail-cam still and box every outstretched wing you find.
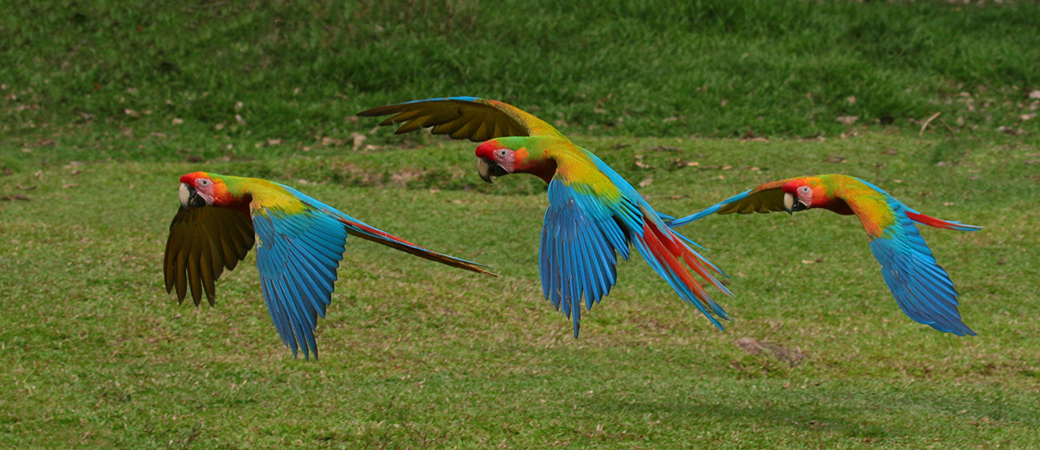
[164,206,255,306]
[251,204,348,360]
[357,96,567,142]
[668,179,796,227]
[846,195,977,336]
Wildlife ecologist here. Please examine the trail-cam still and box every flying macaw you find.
[668,174,979,336]
[358,97,732,336]
[164,172,494,359]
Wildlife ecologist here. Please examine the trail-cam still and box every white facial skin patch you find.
[179,183,192,207]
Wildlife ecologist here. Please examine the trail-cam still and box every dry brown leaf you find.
[171,118,184,125]
[825,155,846,163]
[836,116,858,125]
[321,137,345,147]
[1029,90,1040,100]
[846,96,856,104]
[62,183,78,189]
[235,115,245,125]
[638,177,653,188]
[634,155,652,169]
[350,132,367,150]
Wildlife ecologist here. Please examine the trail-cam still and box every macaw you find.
[358,97,732,336]
[668,174,979,336]
[164,172,494,359]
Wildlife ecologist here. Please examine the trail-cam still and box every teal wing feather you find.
[858,195,977,336]
[541,178,632,337]
[543,156,731,337]
[251,204,348,360]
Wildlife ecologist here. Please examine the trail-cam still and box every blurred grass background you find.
[2,0,1039,163]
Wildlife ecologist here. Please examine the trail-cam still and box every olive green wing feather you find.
[163,206,255,306]
[357,96,567,142]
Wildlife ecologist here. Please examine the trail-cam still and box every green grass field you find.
[3,132,1039,448]
[2,0,1040,448]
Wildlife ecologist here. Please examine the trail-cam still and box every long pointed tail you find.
[636,206,733,329]
[906,211,982,232]
[332,216,496,277]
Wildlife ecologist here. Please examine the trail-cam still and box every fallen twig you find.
[919,112,942,137]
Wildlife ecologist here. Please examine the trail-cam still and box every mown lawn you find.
[1,130,1038,448]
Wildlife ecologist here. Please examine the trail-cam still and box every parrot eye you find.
[197,179,211,188]
[798,186,811,195]
[496,149,509,159]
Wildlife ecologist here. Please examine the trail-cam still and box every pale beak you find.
[179,183,206,208]
[476,158,508,184]
[784,192,809,214]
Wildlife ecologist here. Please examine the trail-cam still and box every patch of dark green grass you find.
[2,0,1039,167]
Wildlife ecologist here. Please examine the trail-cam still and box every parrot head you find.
[781,178,826,214]
[179,172,228,209]
[475,137,556,184]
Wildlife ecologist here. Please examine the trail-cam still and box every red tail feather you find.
[906,211,981,231]
[641,220,720,307]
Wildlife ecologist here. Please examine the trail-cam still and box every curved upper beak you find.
[476,158,509,184]
[783,192,808,214]
[179,183,207,208]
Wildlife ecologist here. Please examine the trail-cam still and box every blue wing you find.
[542,179,633,337]
[860,196,976,336]
[251,206,348,360]
[542,152,731,337]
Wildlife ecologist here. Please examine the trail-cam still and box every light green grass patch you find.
[1,132,1037,448]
